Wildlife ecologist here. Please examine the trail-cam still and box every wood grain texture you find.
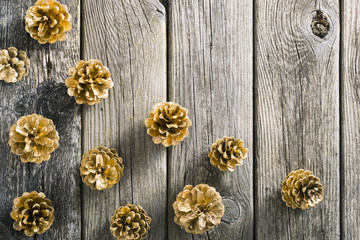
[255,0,340,239]
[81,0,166,239]
[0,0,81,239]
[2,0,360,239]
[341,0,360,239]
[167,0,253,239]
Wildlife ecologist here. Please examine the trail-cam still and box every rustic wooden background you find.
[0,0,359,239]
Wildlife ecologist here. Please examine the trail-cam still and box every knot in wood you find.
[221,197,240,223]
[311,10,330,38]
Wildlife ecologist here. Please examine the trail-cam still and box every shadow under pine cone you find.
[0,222,11,239]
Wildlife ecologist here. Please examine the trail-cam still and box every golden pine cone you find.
[173,184,225,234]
[65,59,113,105]
[9,114,59,163]
[281,169,324,210]
[25,0,71,44]
[80,146,124,190]
[145,102,192,147]
[110,204,151,240]
[208,136,248,171]
[0,47,30,83]
[10,191,55,237]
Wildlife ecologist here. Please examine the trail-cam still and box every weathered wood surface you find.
[82,0,166,239]
[255,0,340,239]
[1,0,360,239]
[167,0,253,239]
[341,0,360,239]
[0,0,81,239]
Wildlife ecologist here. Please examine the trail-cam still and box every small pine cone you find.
[281,169,324,210]
[173,184,225,234]
[208,136,248,171]
[65,59,113,105]
[110,204,151,240]
[10,191,55,237]
[25,0,72,44]
[9,114,59,163]
[145,102,192,147]
[0,47,30,83]
[80,146,124,190]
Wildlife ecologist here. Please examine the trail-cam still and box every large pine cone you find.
[10,191,55,237]
[110,204,151,240]
[25,0,72,44]
[281,169,324,210]
[9,114,59,163]
[80,146,124,190]
[173,184,224,234]
[65,59,113,105]
[145,102,192,147]
[208,136,248,171]
[0,47,30,83]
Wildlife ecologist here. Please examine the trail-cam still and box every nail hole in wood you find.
[311,10,330,38]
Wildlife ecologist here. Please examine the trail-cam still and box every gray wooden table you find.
[0,0,359,239]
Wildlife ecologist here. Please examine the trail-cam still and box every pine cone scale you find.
[0,47,30,83]
[281,169,324,210]
[66,60,113,105]
[110,204,151,240]
[9,114,59,163]
[209,136,248,172]
[145,102,192,147]
[80,147,124,190]
[11,192,54,236]
[25,0,71,44]
[173,184,224,234]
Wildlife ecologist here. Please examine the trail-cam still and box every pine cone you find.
[80,146,124,190]
[65,59,113,105]
[110,204,151,240]
[10,191,55,237]
[145,102,192,147]
[281,169,324,210]
[0,47,30,83]
[9,114,59,163]
[25,0,72,44]
[173,184,224,234]
[208,136,248,171]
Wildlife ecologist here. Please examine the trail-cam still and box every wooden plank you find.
[341,0,360,239]
[255,0,340,239]
[168,0,253,239]
[0,0,81,239]
[81,0,166,239]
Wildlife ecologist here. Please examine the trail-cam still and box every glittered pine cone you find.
[110,204,151,240]
[145,102,192,147]
[0,47,30,83]
[25,0,72,44]
[80,146,124,190]
[173,184,225,234]
[281,169,324,210]
[65,59,114,105]
[9,114,59,163]
[10,191,54,237]
[208,136,248,171]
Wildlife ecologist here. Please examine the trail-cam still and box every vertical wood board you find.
[0,0,81,239]
[341,0,360,239]
[168,0,253,239]
[255,0,340,239]
[82,0,167,239]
